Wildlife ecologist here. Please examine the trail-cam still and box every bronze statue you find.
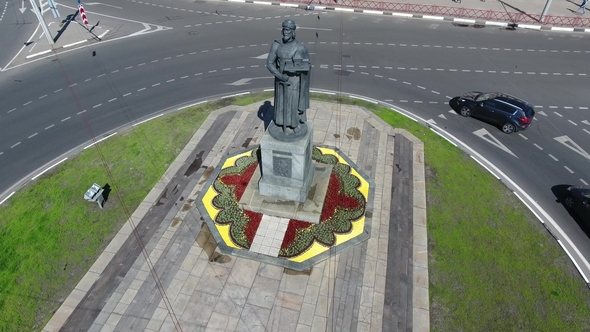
[266,19,311,141]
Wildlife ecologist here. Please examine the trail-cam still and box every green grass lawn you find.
[0,92,589,331]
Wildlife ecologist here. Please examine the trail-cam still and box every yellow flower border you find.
[201,147,371,263]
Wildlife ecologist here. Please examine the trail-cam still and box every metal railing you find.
[282,0,590,27]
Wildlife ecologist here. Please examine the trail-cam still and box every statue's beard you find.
[283,35,292,43]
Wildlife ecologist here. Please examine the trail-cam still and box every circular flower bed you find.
[202,146,369,262]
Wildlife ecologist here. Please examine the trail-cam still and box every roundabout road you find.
[1,0,589,282]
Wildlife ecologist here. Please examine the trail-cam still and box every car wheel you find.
[460,106,472,117]
[502,123,515,134]
[564,195,576,209]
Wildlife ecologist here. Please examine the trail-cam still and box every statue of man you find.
[266,19,311,139]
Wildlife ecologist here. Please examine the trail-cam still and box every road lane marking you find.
[554,135,590,161]
[473,128,517,158]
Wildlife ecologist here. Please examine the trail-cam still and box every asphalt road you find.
[1,0,589,281]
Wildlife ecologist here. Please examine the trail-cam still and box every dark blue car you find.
[564,185,590,225]
[450,91,535,134]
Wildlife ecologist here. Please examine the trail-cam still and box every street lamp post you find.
[541,0,553,23]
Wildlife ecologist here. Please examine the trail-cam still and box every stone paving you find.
[43,100,428,332]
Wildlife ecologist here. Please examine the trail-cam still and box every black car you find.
[450,91,535,134]
[564,185,590,224]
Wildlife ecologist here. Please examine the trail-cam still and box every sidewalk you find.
[42,100,428,332]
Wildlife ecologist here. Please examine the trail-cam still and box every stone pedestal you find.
[258,123,314,203]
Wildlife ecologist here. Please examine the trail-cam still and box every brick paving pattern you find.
[44,101,429,332]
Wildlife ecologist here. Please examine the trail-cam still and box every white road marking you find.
[438,114,447,119]
[23,101,32,106]
[431,90,440,94]
[45,124,54,130]
[8,108,16,113]
[61,117,71,122]
[473,128,517,158]
[581,179,589,185]
[28,133,38,139]
[11,142,21,148]
[108,98,117,102]
[564,166,574,174]
[518,134,528,140]
[54,89,62,93]
[39,95,47,99]
[123,93,132,97]
[533,143,543,150]
[554,135,590,161]
[152,83,160,87]
[568,120,577,126]
[549,154,558,161]
[93,104,102,108]
[138,88,146,91]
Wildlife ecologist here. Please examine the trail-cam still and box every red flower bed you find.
[320,173,360,221]
[219,162,258,201]
[281,220,313,249]
[244,210,263,244]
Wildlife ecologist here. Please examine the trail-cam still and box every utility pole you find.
[541,0,553,23]
[28,0,61,45]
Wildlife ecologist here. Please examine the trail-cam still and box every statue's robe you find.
[266,39,311,129]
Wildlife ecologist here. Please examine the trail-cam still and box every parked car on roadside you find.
[564,185,590,224]
[450,91,535,134]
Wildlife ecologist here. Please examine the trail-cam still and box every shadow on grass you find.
[102,183,111,203]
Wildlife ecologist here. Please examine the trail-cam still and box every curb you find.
[224,0,590,32]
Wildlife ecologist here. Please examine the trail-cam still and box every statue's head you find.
[282,19,296,42]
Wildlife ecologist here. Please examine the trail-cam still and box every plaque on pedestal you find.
[258,123,314,202]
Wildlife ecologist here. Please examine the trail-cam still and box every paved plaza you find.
[43,100,428,332]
